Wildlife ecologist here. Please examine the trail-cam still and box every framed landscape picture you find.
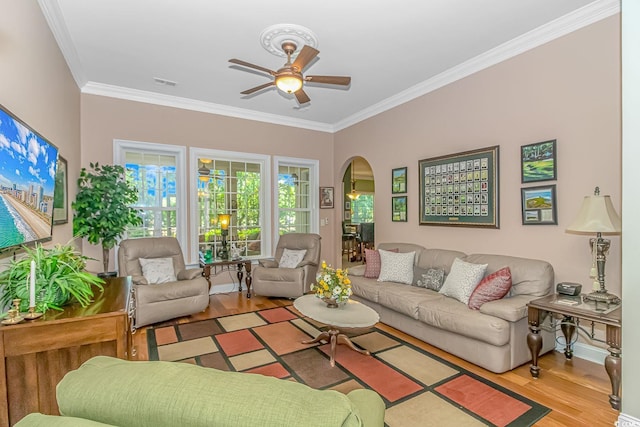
[521,185,557,225]
[419,146,499,228]
[521,139,556,183]
[392,196,407,222]
[392,167,407,194]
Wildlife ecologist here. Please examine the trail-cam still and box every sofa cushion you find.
[417,297,511,347]
[417,248,467,273]
[363,248,398,278]
[139,257,176,284]
[378,250,415,284]
[349,275,382,302]
[377,243,425,265]
[377,282,444,319]
[438,258,487,304]
[468,267,512,310]
[279,248,307,268]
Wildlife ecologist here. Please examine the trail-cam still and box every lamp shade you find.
[566,194,621,234]
[275,73,303,94]
[218,214,230,230]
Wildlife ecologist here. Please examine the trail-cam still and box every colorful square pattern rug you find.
[147,306,549,427]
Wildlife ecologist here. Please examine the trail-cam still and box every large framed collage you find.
[419,146,499,228]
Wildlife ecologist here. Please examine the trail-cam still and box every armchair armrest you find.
[296,259,318,268]
[131,275,149,285]
[259,259,279,268]
[479,294,535,322]
[178,268,203,280]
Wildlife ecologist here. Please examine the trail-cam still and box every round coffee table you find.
[293,294,380,367]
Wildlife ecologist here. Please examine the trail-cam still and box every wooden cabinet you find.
[0,277,132,426]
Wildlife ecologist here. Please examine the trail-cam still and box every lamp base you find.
[583,290,621,307]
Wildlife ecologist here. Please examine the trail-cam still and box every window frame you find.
[190,147,271,264]
[113,139,188,252]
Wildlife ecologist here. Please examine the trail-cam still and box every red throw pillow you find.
[364,248,398,278]
[467,267,512,310]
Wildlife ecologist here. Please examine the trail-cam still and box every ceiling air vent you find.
[153,77,177,87]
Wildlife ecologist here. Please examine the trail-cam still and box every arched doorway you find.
[341,157,374,268]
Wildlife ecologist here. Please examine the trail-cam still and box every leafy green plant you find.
[0,243,105,312]
[72,162,143,273]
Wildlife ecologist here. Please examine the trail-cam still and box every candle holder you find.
[2,299,25,325]
[24,306,43,320]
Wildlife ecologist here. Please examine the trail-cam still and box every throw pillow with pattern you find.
[139,257,176,284]
[415,268,446,291]
[279,248,307,268]
[364,248,398,278]
[438,258,488,304]
[468,267,512,310]
[377,250,415,285]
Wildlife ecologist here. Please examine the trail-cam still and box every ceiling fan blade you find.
[240,82,275,95]
[229,59,276,76]
[294,89,310,104]
[305,75,351,86]
[292,45,319,71]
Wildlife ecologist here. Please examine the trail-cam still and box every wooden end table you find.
[201,259,253,297]
[527,294,621,410]
[293,294,380,367]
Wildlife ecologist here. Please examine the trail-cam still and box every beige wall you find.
[0,0,80,253]
[335,16,622,298]
[80,95,335,271]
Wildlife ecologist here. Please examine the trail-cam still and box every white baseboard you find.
[617,413,640,427]
[554,338,608,365]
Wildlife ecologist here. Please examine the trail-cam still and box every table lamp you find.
[217,213,231,260]
[566,186,621,306]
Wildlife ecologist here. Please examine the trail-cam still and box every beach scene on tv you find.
[0,107,58,251]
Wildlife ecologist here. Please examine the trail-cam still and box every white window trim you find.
[273,156,319,248]
[189,147,271,263]
[113,139,188,255]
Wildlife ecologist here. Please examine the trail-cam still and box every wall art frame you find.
[521,139,557,183]
[53,155,68,225]
[521,184,557,225]
[419,145,499,228]
[344,211,351,221]
[392,167,407,194]
[320,186,334,209]
[392,196,407,222]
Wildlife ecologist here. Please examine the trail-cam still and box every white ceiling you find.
[39,0,618,133]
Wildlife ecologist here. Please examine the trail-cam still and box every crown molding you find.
[38,0,87,88]
[333,0,620,132]
[81,82,335,133]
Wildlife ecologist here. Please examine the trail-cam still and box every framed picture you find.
[521,139,557,183]
[344,201,351,210]
[419,146,499,228]
[320,186,334,209]
[521,185,557,225]
[53,156,68,225]
[392,167,407,194]
[392,196,407,222]
[344,211,351,221]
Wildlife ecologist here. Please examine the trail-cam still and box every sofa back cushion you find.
[464,254,554,297]
[417,248,467,273]
[377,243,425,265]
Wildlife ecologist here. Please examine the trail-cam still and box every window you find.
[191,149,270,263]
[114,140,187,250]
[351,194,374,224]
[275,157,319,236]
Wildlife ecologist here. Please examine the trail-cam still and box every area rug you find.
[147,306,549,427]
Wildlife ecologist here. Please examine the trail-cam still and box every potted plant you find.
[0,243,104,313]
[72,162,143,276]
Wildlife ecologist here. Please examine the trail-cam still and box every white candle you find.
[29,260,36,308]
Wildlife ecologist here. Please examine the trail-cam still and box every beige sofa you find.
[348,243,556,373]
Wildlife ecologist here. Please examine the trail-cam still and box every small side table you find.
[201,259,253,298]
[527,294,621,410]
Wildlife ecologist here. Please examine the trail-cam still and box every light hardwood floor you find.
[131,292,619,427]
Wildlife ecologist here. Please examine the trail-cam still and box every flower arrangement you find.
[311,261,352,305]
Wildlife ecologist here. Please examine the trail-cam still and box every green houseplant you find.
[0,243,104,313]
[72,163,143,275]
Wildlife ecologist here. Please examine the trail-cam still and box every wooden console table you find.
[201,259,253,298]
[527,294,621,410]
[0,277,132,426]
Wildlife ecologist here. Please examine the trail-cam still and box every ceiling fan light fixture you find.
[275,73,303,94]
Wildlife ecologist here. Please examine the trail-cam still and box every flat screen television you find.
[0,103,59,254]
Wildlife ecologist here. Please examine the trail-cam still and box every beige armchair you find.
[252,233,322,298]
[118,237,209,328]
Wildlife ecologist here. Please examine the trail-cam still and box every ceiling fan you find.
[229,42,351,104]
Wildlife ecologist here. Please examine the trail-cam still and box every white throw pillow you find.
[438,258,488,304]
[279,248,307,268]
[139,257,176,284]
[377,250,415,285]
